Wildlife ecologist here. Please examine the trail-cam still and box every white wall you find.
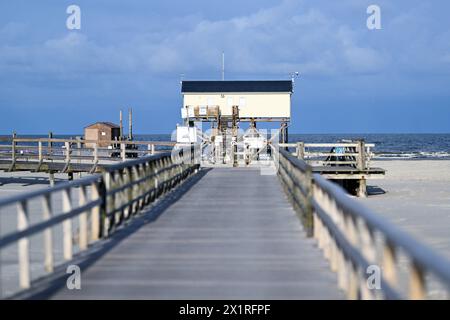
[183,93,291,118]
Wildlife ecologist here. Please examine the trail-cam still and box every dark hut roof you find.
[181,80,293,93]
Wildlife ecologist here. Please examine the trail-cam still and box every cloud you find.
[141,1,389,76]
[0,0,449,81]
[0,0,390,80]
[1,0,450,133]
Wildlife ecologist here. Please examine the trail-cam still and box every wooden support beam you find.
[358,178,367,198]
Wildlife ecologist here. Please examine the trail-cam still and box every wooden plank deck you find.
[47,167,343,299]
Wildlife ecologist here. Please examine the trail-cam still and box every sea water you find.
[1,133,450,160]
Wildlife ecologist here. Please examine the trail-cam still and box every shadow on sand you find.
[367,185,386,196]
[0,176,66,187]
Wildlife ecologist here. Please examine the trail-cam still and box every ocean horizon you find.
[1,133,450,160]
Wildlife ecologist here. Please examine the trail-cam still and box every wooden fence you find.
[273,146,450,299]
[0,137,176,173]
[0,146,200,295]
[279,141,375,169]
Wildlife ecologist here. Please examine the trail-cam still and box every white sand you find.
[360,160,450,260]
[0,171,82,297]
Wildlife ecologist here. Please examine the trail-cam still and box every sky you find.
[1,0,450,134]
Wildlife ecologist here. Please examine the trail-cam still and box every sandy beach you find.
[361,160,450,260]
[0,172,82,297]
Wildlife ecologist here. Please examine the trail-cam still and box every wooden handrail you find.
[277,141,373,170]
[2,137,176,146]
[0,138,177,173]
[0,145,200,297]
[273,146,450,299]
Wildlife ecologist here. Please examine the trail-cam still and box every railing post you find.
[62,188,73,260]
[103,172,112,237]
[65,141,71,164]
[409,262,426,300]
[304,167,314,237]
[17,200,30,289]
[347,263,359,300]
[90,181,101,241]
[124,167,133,218]
[337,248,348,291]
[135,165,144,210]
[76,138,82,165]
[357,139,367,197]
[148,144,155,155]
[48,131,53,160]
[78,185,88,251]
[49,172,55,187]
[42,194,54,273]
[382,241,397,289]
[38,141,43,162]
[11,131,16,163]
[94,143,98,163]
[121,143,126,161]
[296,142,305,159]
[360,223,376,300]
[357,139,366,170]
[358,178,367,198]
[144,162,152,204]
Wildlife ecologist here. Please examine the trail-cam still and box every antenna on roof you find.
[222,52,225,81]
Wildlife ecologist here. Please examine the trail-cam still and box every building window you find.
[227,97,233,107]
[239,97,246,107]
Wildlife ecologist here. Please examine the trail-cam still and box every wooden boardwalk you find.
[46,167,343,299]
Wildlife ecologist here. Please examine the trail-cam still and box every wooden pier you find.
[47,167,343,299]
[279,140,385,197]
[2,143,450,300]
[0,137,176,176]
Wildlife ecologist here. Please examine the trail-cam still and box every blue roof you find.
[181,80,293,93]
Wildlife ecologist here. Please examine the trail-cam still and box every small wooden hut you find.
[84,122,120,148]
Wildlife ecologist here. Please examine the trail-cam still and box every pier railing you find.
[279,141,374,169]
[0,146,199,295]
[0,137,176,172]
[274,146,450,299]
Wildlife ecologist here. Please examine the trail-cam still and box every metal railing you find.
[274,146,450,299]
[0,145,200,296]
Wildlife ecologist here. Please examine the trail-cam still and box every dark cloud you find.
[0,0,450,133]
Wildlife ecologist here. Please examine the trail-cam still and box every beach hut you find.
[84,122,120,148]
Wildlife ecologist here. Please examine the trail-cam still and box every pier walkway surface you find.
[48,167,343,299]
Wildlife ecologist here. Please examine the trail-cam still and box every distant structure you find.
[181,80,292,122]
[178,80,293,165]
[84,122,120,148]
